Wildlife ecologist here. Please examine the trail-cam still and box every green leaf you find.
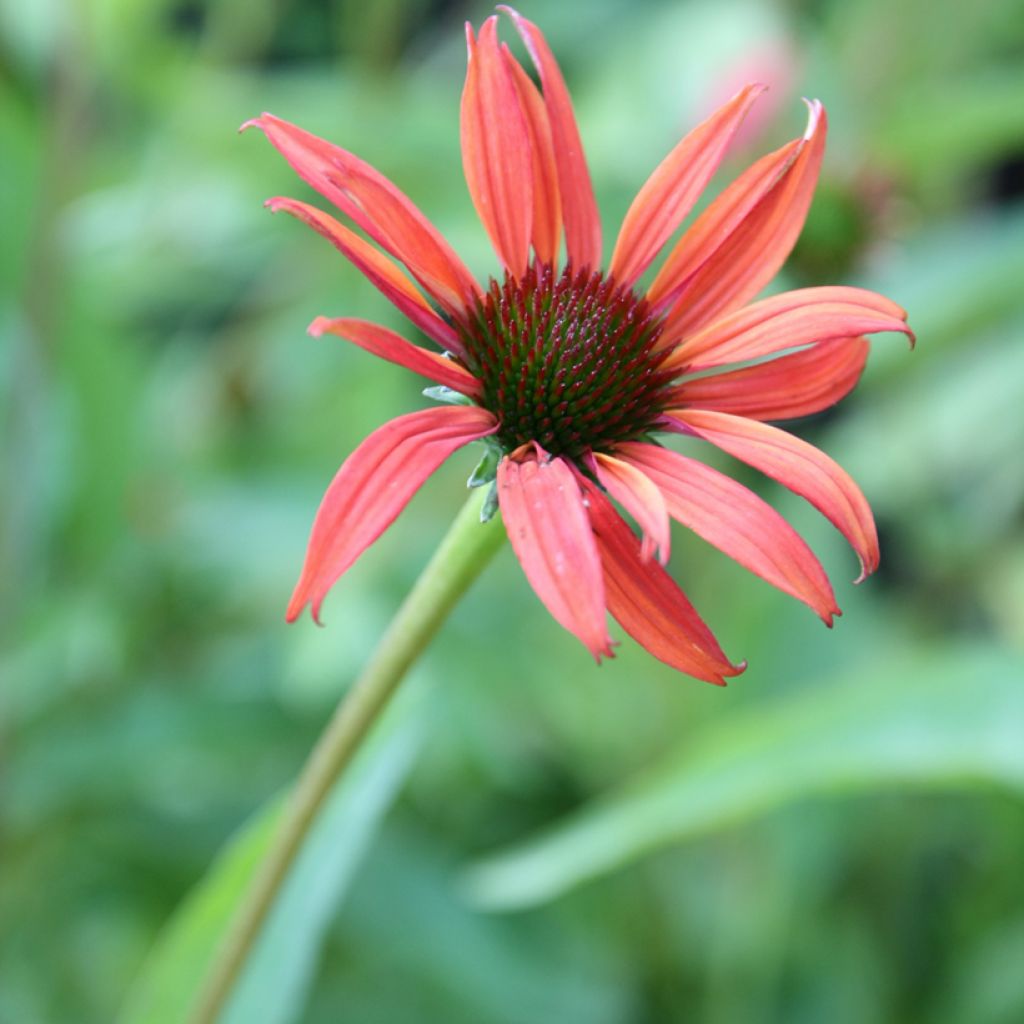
[462,646,1024,910]
[119,717,421,1024]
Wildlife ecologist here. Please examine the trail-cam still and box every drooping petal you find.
[267,197,462,354]
[497,451,613,659]
[667,410,879,581]
[609,84,765,289]
[243,113,481,317]
[504,44,562,265]
[592,451,671,564]
[664,336,869,421]
[287,406,498,623]
[617,441,839,623]
[663,284,913,372]
[662,286,913,372]
[580,478,744,684]
[307,317,483,397]
[500,5,602,270]
[461,19,533,277]
[659,100,828,340]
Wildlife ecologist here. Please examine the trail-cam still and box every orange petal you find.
[609,84,764,288]
[618,441,839,624]
[500,6,602,270]
[267,197,462,355]
[592,452,671,564]
[307,318,483,397]
[287,406,498,623]
[662,285,913,372]
[665,336,869,421]
[504,43,562,265]
[461,19,533,277]
[579,476,743,683]
[647,137,800,312]
[244,113,481,318]
[498,452,613,660]
[659,100,827,340]
[667,409,879,581]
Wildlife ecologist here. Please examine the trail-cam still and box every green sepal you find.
[423,385,474,407]
[479,481,500,523]
[467,442,501,489]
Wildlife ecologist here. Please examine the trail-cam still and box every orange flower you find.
[245,7,912,684]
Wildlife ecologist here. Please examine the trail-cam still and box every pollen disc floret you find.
[458,263,675,458]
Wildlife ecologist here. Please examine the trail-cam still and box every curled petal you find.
[267,197,462,354]
[308,318,483,397]
[287,406,498,623]
[667,410,879,581]
[461,19,533,277]
[609,84,765,289]
[243,113,481,317]
[500,5,602,270]
[660,99,827,340]
[592,452,671,564]
[580,479,744,685]
[498,452,613,660]
[504,44,562,265]
[662,286,913,372]
[617,441,839,624]
[665,336,869,421]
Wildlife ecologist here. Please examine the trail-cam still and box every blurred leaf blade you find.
[464,646,1024,910]
[119,716,422,1024]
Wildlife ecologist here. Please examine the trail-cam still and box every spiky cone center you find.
[458,263,676,459]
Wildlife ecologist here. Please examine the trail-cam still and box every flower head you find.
[245,7,912,684]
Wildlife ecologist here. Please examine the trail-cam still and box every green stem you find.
[188,486,504,1024]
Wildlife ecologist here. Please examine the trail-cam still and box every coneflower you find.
[245,6,912,683]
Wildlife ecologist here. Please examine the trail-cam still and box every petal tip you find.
[307,316,331,338]
[800,97,825,139]
[854,556,880,585]
[239,114,269,135]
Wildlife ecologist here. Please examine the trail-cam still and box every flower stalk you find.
[188,485,505,1024]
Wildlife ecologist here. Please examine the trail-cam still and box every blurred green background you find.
[3,0,1024,1021]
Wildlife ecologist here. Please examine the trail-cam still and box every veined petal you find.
[267,197,462,354]
[287,406,498,623]
[592,451,671,564]
[662,286,913,372]
[609,84,765,289]
[244,113,481,317]
[647,137,801,313]
[307,317,483,397]
[660,100,827,340]
[498,452,613,660]
[668,410,879,581]
[461,19,533,277]
[580,478,744,685]
[500,5,602,270]
[618,441,839,623]
[504,44,562,265]
[665,336,869,421]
